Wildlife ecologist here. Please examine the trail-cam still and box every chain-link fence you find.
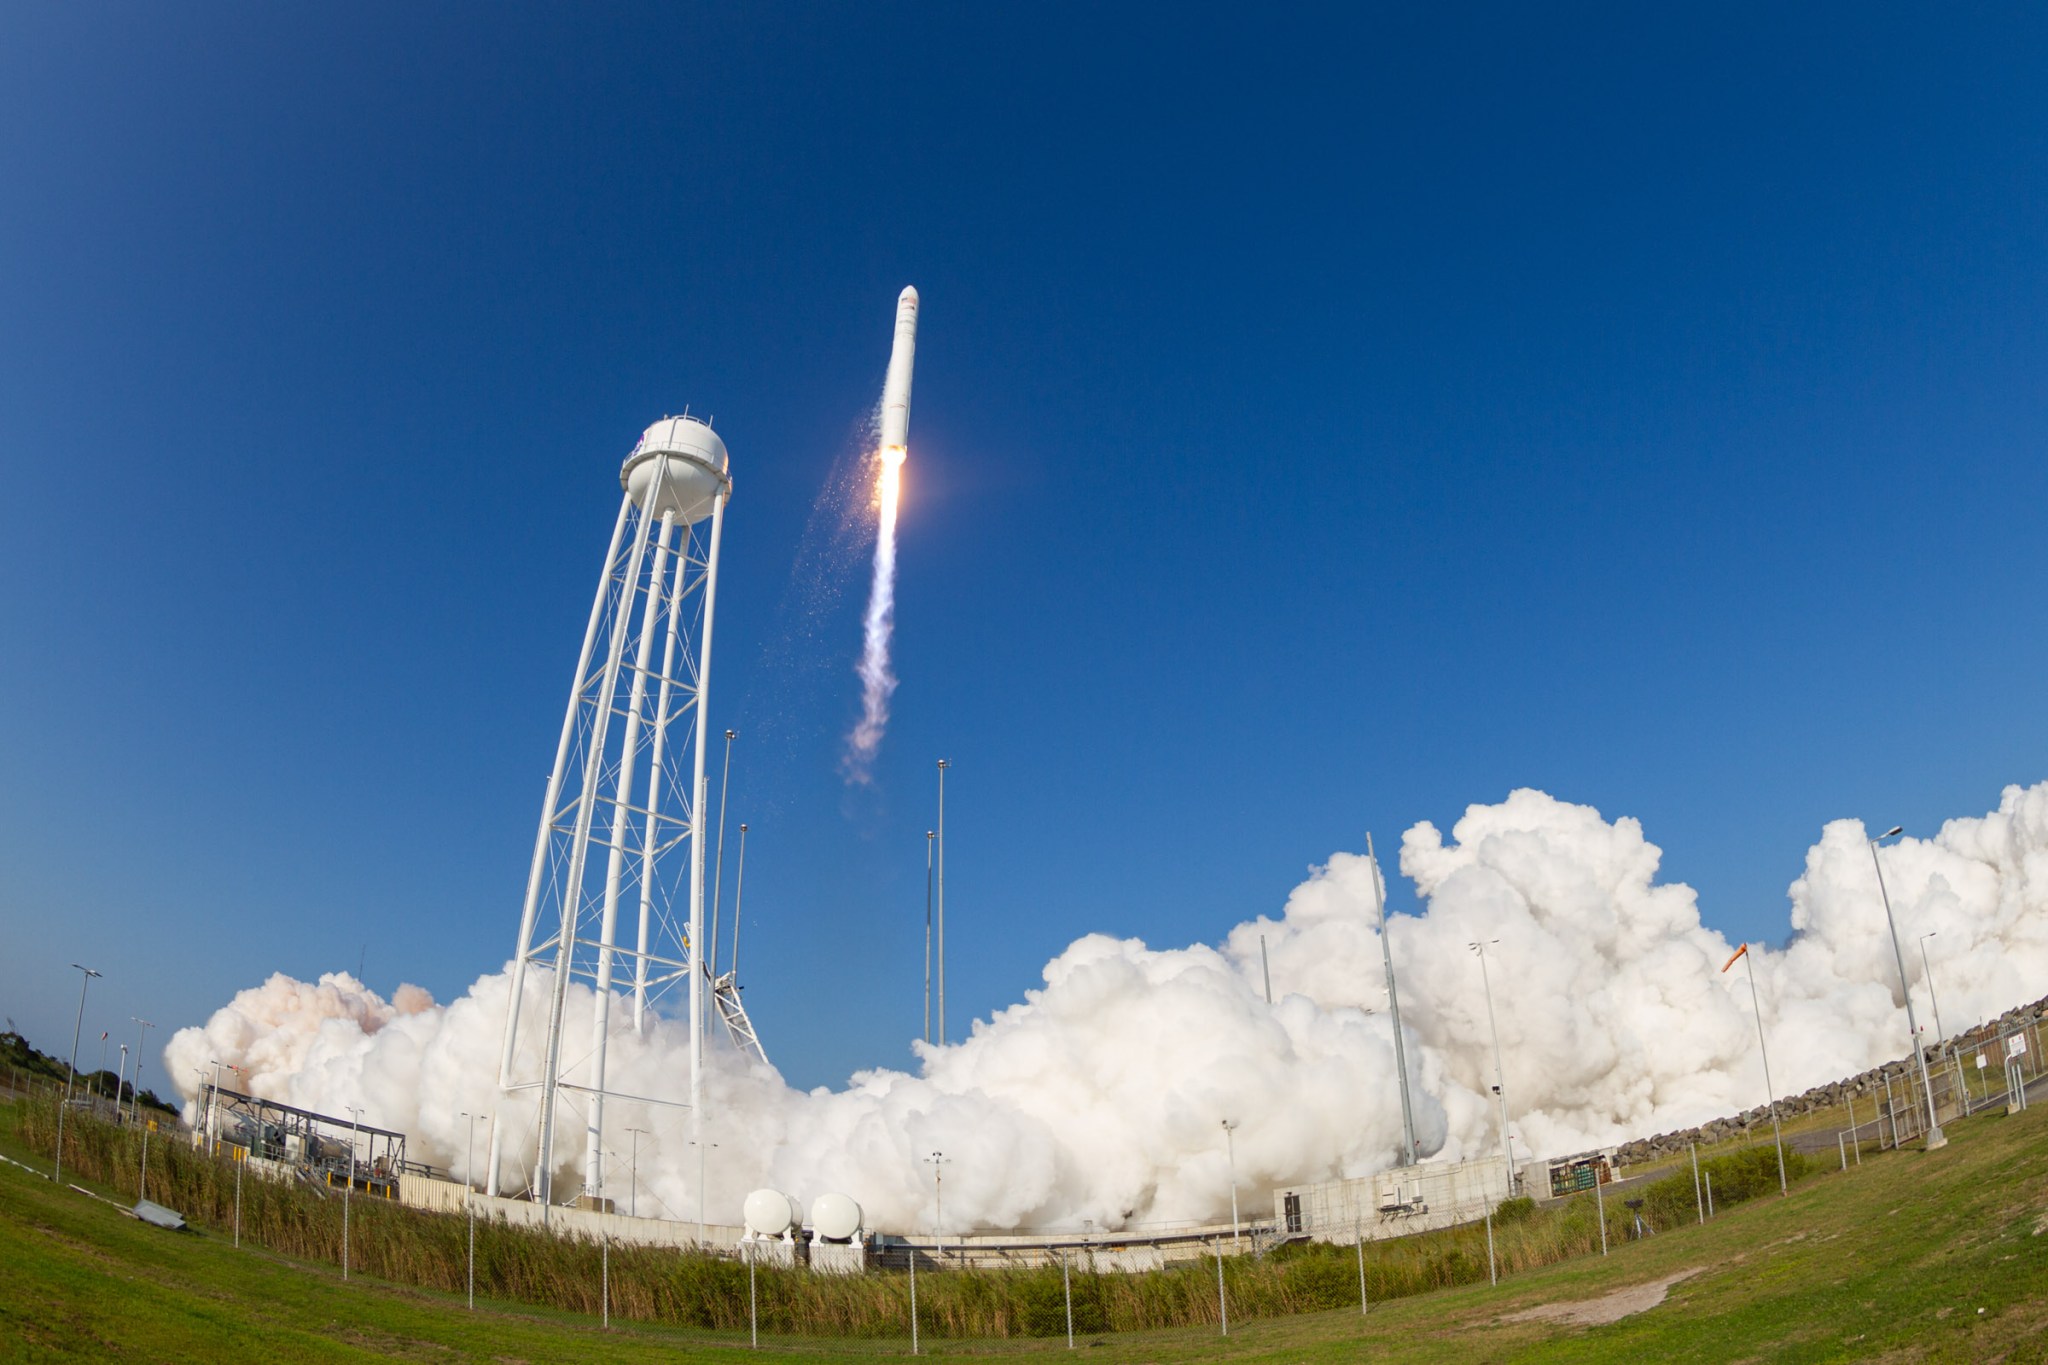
[12,1067,2035,1355]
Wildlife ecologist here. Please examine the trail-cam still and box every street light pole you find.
[1221,1120,1241,1251]
[1469,940,1515,1195]
[55,963,101,1185]
[1723,943,1787,1195]
[1871,828,1945,1149]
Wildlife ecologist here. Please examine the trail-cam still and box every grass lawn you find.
[3,1093,2046,1362]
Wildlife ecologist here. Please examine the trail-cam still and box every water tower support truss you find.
[486,422,742,1211]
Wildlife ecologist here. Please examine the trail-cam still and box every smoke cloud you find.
[169,780,2048,1235]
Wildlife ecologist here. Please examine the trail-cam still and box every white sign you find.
[2009,1034,2028,1058]
[1976,1053,1989,1070]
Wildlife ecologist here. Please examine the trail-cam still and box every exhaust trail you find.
[844,286,919,783]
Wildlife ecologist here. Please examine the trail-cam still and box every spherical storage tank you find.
[743,1188,803,1238]
[810,1192,863,1243]
[622,416,730,526]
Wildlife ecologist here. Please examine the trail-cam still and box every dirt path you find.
[1499,1267,1703,1327]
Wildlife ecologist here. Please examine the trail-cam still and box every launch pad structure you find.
[489,415,765,1214]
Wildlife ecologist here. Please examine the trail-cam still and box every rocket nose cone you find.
[898,285,918,306]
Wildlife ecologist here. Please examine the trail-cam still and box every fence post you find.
[234,1155,243,1247]
[1063,1249,1073,1349]
[1214,1239,1229,1336]
[908,1243,919,1356]
[1705,1171,1714,1217]
[1691,1142,1703,1224]
[1838,1132,1846,1171]
[1485,1207,1497,1285]
[1356,1220,1367,1315]
[748,1243,758,1349]
[1595,1172,1607,1255]
[601,1233,609,1329]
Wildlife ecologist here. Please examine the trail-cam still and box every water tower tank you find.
[621,416,730,526]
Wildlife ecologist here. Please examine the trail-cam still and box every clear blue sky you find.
[3,4,2044,1097]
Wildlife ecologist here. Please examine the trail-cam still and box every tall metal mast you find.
[1367,833,1418,1166]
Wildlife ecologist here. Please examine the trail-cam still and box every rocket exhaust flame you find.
[844,288,919,783]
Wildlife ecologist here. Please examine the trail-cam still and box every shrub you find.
[1493,1195,1536,1225]
[1638,1142,1812,1229]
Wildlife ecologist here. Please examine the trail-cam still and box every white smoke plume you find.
[168,780,2048,1235]
[842,439,903,784]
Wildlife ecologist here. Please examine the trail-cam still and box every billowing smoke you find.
[168,780,2048,1234]
[842,440,903,784]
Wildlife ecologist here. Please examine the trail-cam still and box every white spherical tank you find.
[811,1192,862,1242]
[743,1188,795,1237]
[785,1193,805,1233]
[621,416,730,526]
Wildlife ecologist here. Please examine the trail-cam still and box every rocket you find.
[879,286,919,456]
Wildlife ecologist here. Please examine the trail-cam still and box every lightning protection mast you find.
[488,416,739,1215]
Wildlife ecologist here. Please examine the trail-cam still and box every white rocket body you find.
[879,286,918,453]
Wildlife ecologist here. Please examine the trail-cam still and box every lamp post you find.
[924,830,936,1045]
[55,963,101,1185]
[926,1150,951,1255]
[1871,828,1945,1149]
[458,1110,479,1309]
[128,1018,152,1125]
[1221,1119,1241,1251]
[116,1043,128,1117]
[710,728,737,976]
[343,1105,363,1279]
[1469,940,1515,1195]
[936,760,949,1047]
[1722,943,1787,1195]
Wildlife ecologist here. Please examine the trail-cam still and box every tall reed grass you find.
[9,1096,1817,1342]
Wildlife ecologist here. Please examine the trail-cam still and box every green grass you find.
[4,1090,2048,1361]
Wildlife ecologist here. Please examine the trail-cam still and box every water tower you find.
[487,416,757,1210]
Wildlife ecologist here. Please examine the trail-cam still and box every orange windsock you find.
[1721,943,1749,973]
